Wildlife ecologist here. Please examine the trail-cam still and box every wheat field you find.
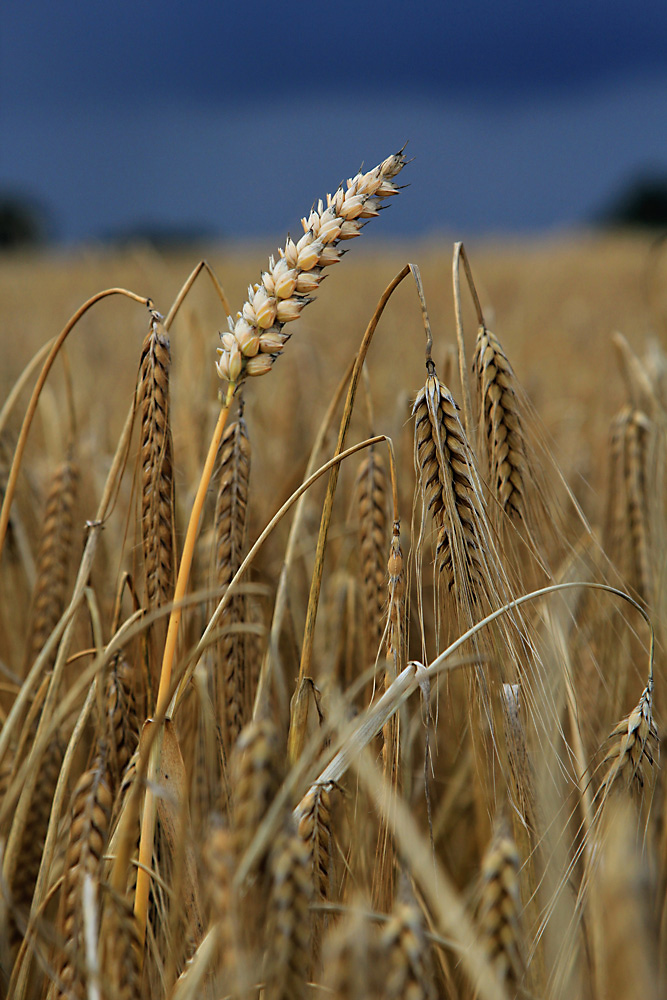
[0,152,666,999]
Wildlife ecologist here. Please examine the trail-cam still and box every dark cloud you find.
[1,2,666,241]
[3,0,667,104]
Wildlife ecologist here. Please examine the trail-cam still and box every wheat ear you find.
[380,895,438,1000]
[356,446,389,666]
[322,900,385,1000]
[264,821,312,1000]
[473,325,527,524]
[9,736,63,948]
[202,817,244,995]
[138,310,176,613]
[595,674,658,802]
[477,813,524,987]
[413,369,485,608]
[594,799,660,1000]
[23,451,78,675]
[214,412,251,750]
[55,753,113,998]
[297,783,332,964]
[215,149,407,386]
[104,653,141,788]
[99,889,142,1000]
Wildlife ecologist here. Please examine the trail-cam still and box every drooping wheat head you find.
[595,674,658,803]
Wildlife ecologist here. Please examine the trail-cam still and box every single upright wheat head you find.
[216,150,407,385]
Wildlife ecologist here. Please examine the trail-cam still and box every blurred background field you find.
[2,232,666,528]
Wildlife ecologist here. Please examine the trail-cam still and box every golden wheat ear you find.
[593,798,661,1000]
[202,816,244,996]
[605,405,657,610]
[138,309,175,609]
[412,369,488,622]
[594,674,658,803]
[215,150,407,388]
[355,446,389,669]
[23,450,79,678]
[472,325,528,527]
[213,409,251,752]
[322,898,385,1000]
[297,782,333,965]
[477,812,524,988]
[264,820,312,1000]
[380,888,438,1000]
[137,309,176,691]
[55,753,114,999]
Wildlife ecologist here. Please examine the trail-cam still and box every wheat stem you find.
[134,381,235,955]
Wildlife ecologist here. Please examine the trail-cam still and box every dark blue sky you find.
[2,2,667,241]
